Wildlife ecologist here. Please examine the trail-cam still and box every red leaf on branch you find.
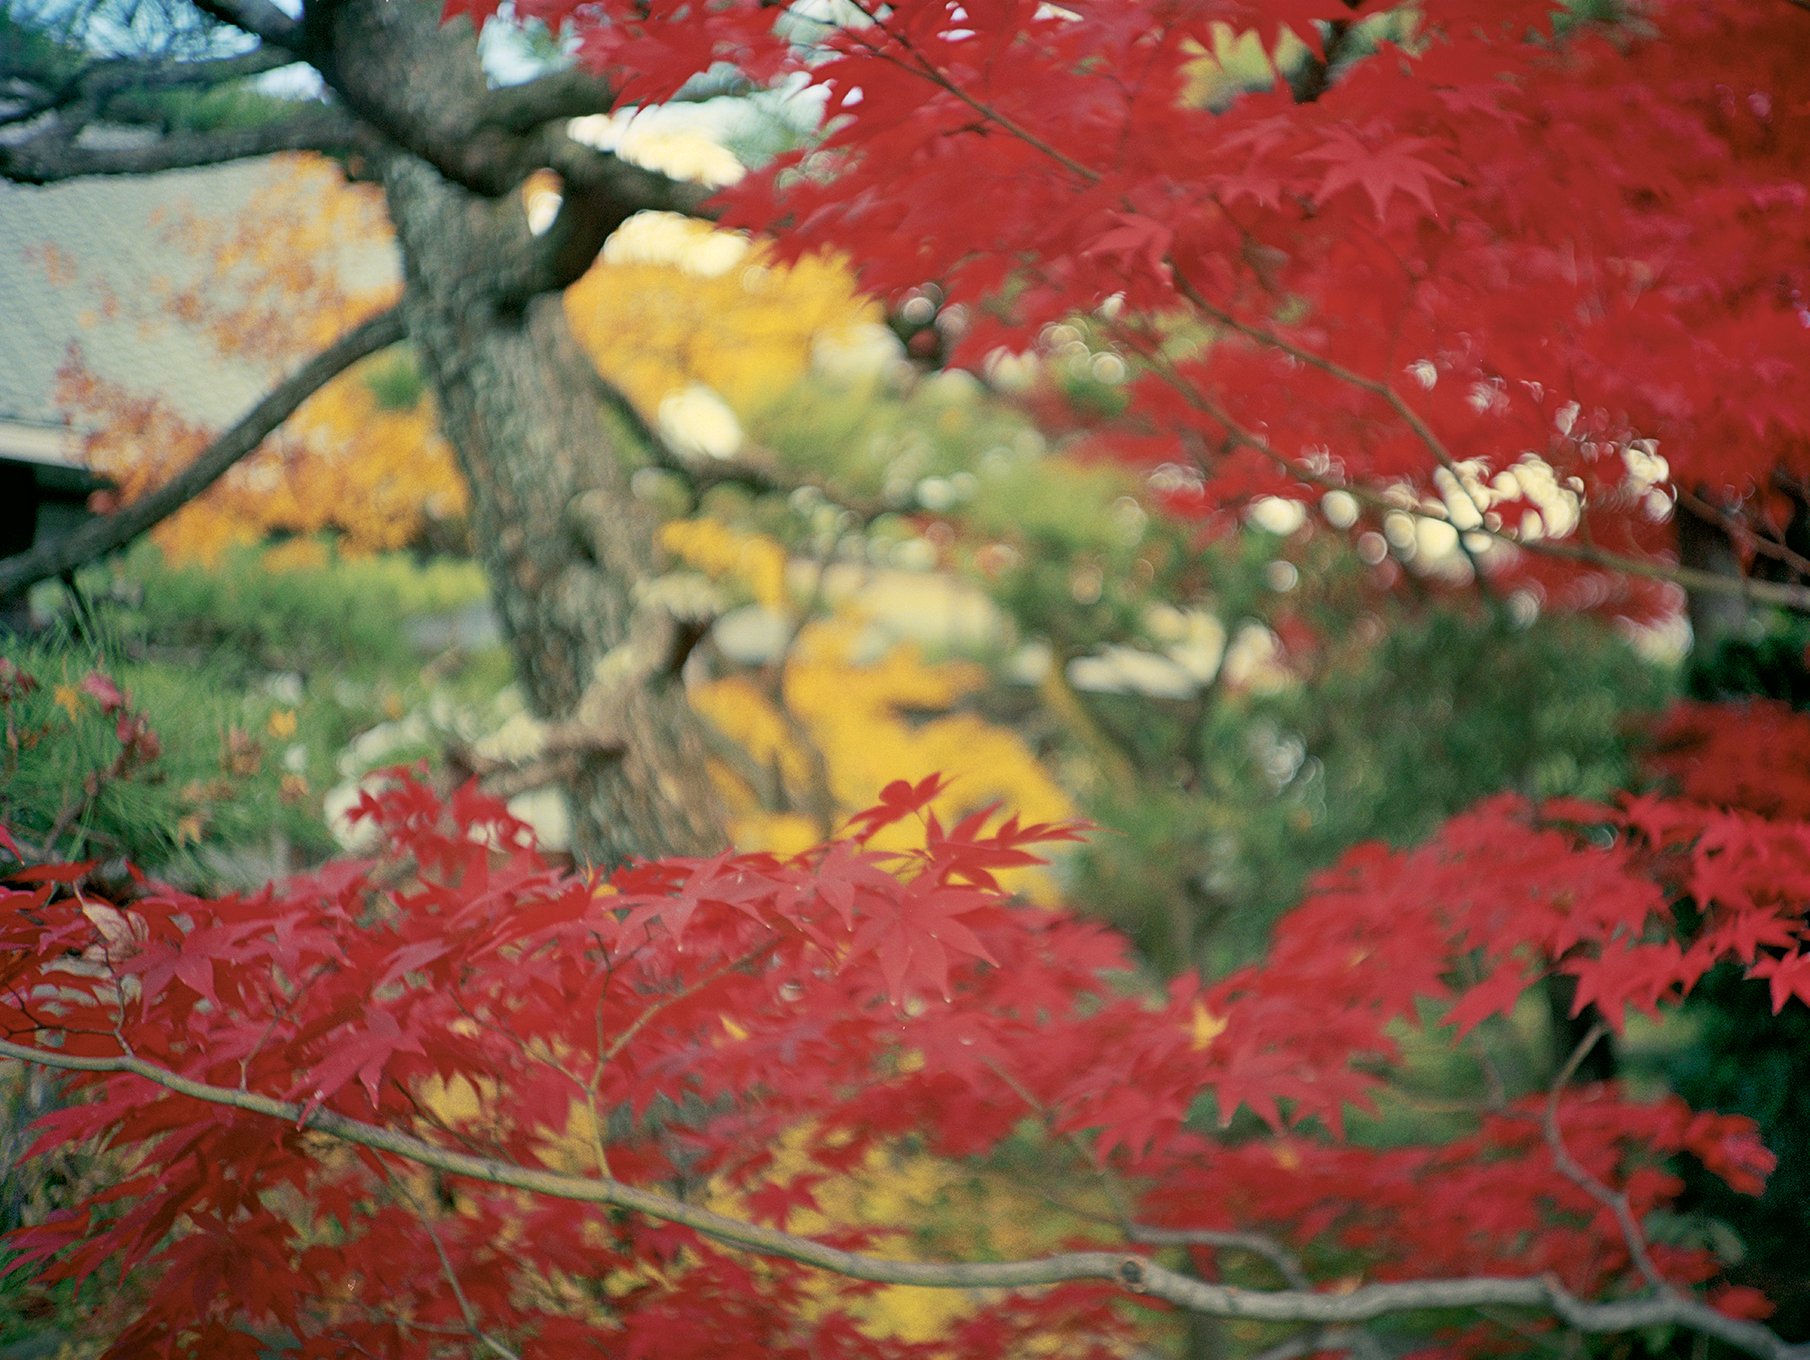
[1301,132,1458,223]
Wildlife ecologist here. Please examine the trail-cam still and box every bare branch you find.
[1675,486,1810,581]
[477,68,617,134]
[580,355,894,521]
[1544,1024,1670,1294]
[1126,1225,1311,1290]
[0,47,295,128]
[188,0,302,47]
[0,1036,1804,1360]
[0,306,406,599]
[0,103,371,182]
[473,66,760,136]
[510,136,719,299]
[300,0,536,197]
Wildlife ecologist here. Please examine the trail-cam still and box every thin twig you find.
[1675,488,1810,581]
[1136,343,1810,613]
[377,1162,522,1360]
[1543,1022,1670,1294]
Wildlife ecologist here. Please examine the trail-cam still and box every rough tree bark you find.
[0,0,729,864]
[383,156,724,862]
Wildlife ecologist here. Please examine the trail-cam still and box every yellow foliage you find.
[65,168,867,561]
[566,214,877,419]
[694,621,1074,901]
[152,155,397,363]
[419,1073,487,1127]
[660,516,789,611]
[52,684,80,720]
[1189,1001,1229,1052]
[62,354,467,563]
[706,1126,1080,1346]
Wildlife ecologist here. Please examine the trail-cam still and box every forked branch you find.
[0,104,371,182]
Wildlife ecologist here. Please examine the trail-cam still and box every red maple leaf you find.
[1301,132,1458,222]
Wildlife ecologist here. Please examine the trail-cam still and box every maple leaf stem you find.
[5,1037,1806,1360]
[982,1055,1138,1227]
[599,939,779,1066]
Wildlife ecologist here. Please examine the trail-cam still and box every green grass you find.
[5,544,508,885]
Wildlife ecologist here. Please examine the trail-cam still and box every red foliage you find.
[434,0,1810,611]
[4,756,1808,1354]
[9,1,1810,1352]
[1651,698,1810,821]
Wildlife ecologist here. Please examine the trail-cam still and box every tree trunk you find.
[332,0,726,864]
[1675,496,1750,670]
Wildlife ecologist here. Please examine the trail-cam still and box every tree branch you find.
[1675,486,1810,581]
[1544,1024,1670,1293]
[1133,343,1810,615]
[188,0,302,48]
[302,0,534,198]
[476,68,617,134]
[510,136,719,299]
[0,306,406,599]
[579,356,894,521]
[1126,1225,1311,1290]
[0,103,371,183]
[0,47,295,128]
[0,1036,1803,1360]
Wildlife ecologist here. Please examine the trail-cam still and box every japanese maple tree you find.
[3,734,1809,1357]
[491,0,1810,621]
[6,0,1810,1356]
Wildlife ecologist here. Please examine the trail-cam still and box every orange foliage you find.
[55,155,465,562]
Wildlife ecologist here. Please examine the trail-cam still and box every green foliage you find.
[105,81,303,134]
[756,370,1041,508]
[1071,600,1671,975]
[0,628,334,877]
[1667,966,1810,1340]
[751,367,1672,981]
[96,541,487,681]
[2,546,496,884]
[361,347,429,413]
[1686,609,1810,709]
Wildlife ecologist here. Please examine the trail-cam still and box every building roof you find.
[0,152,398,444]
